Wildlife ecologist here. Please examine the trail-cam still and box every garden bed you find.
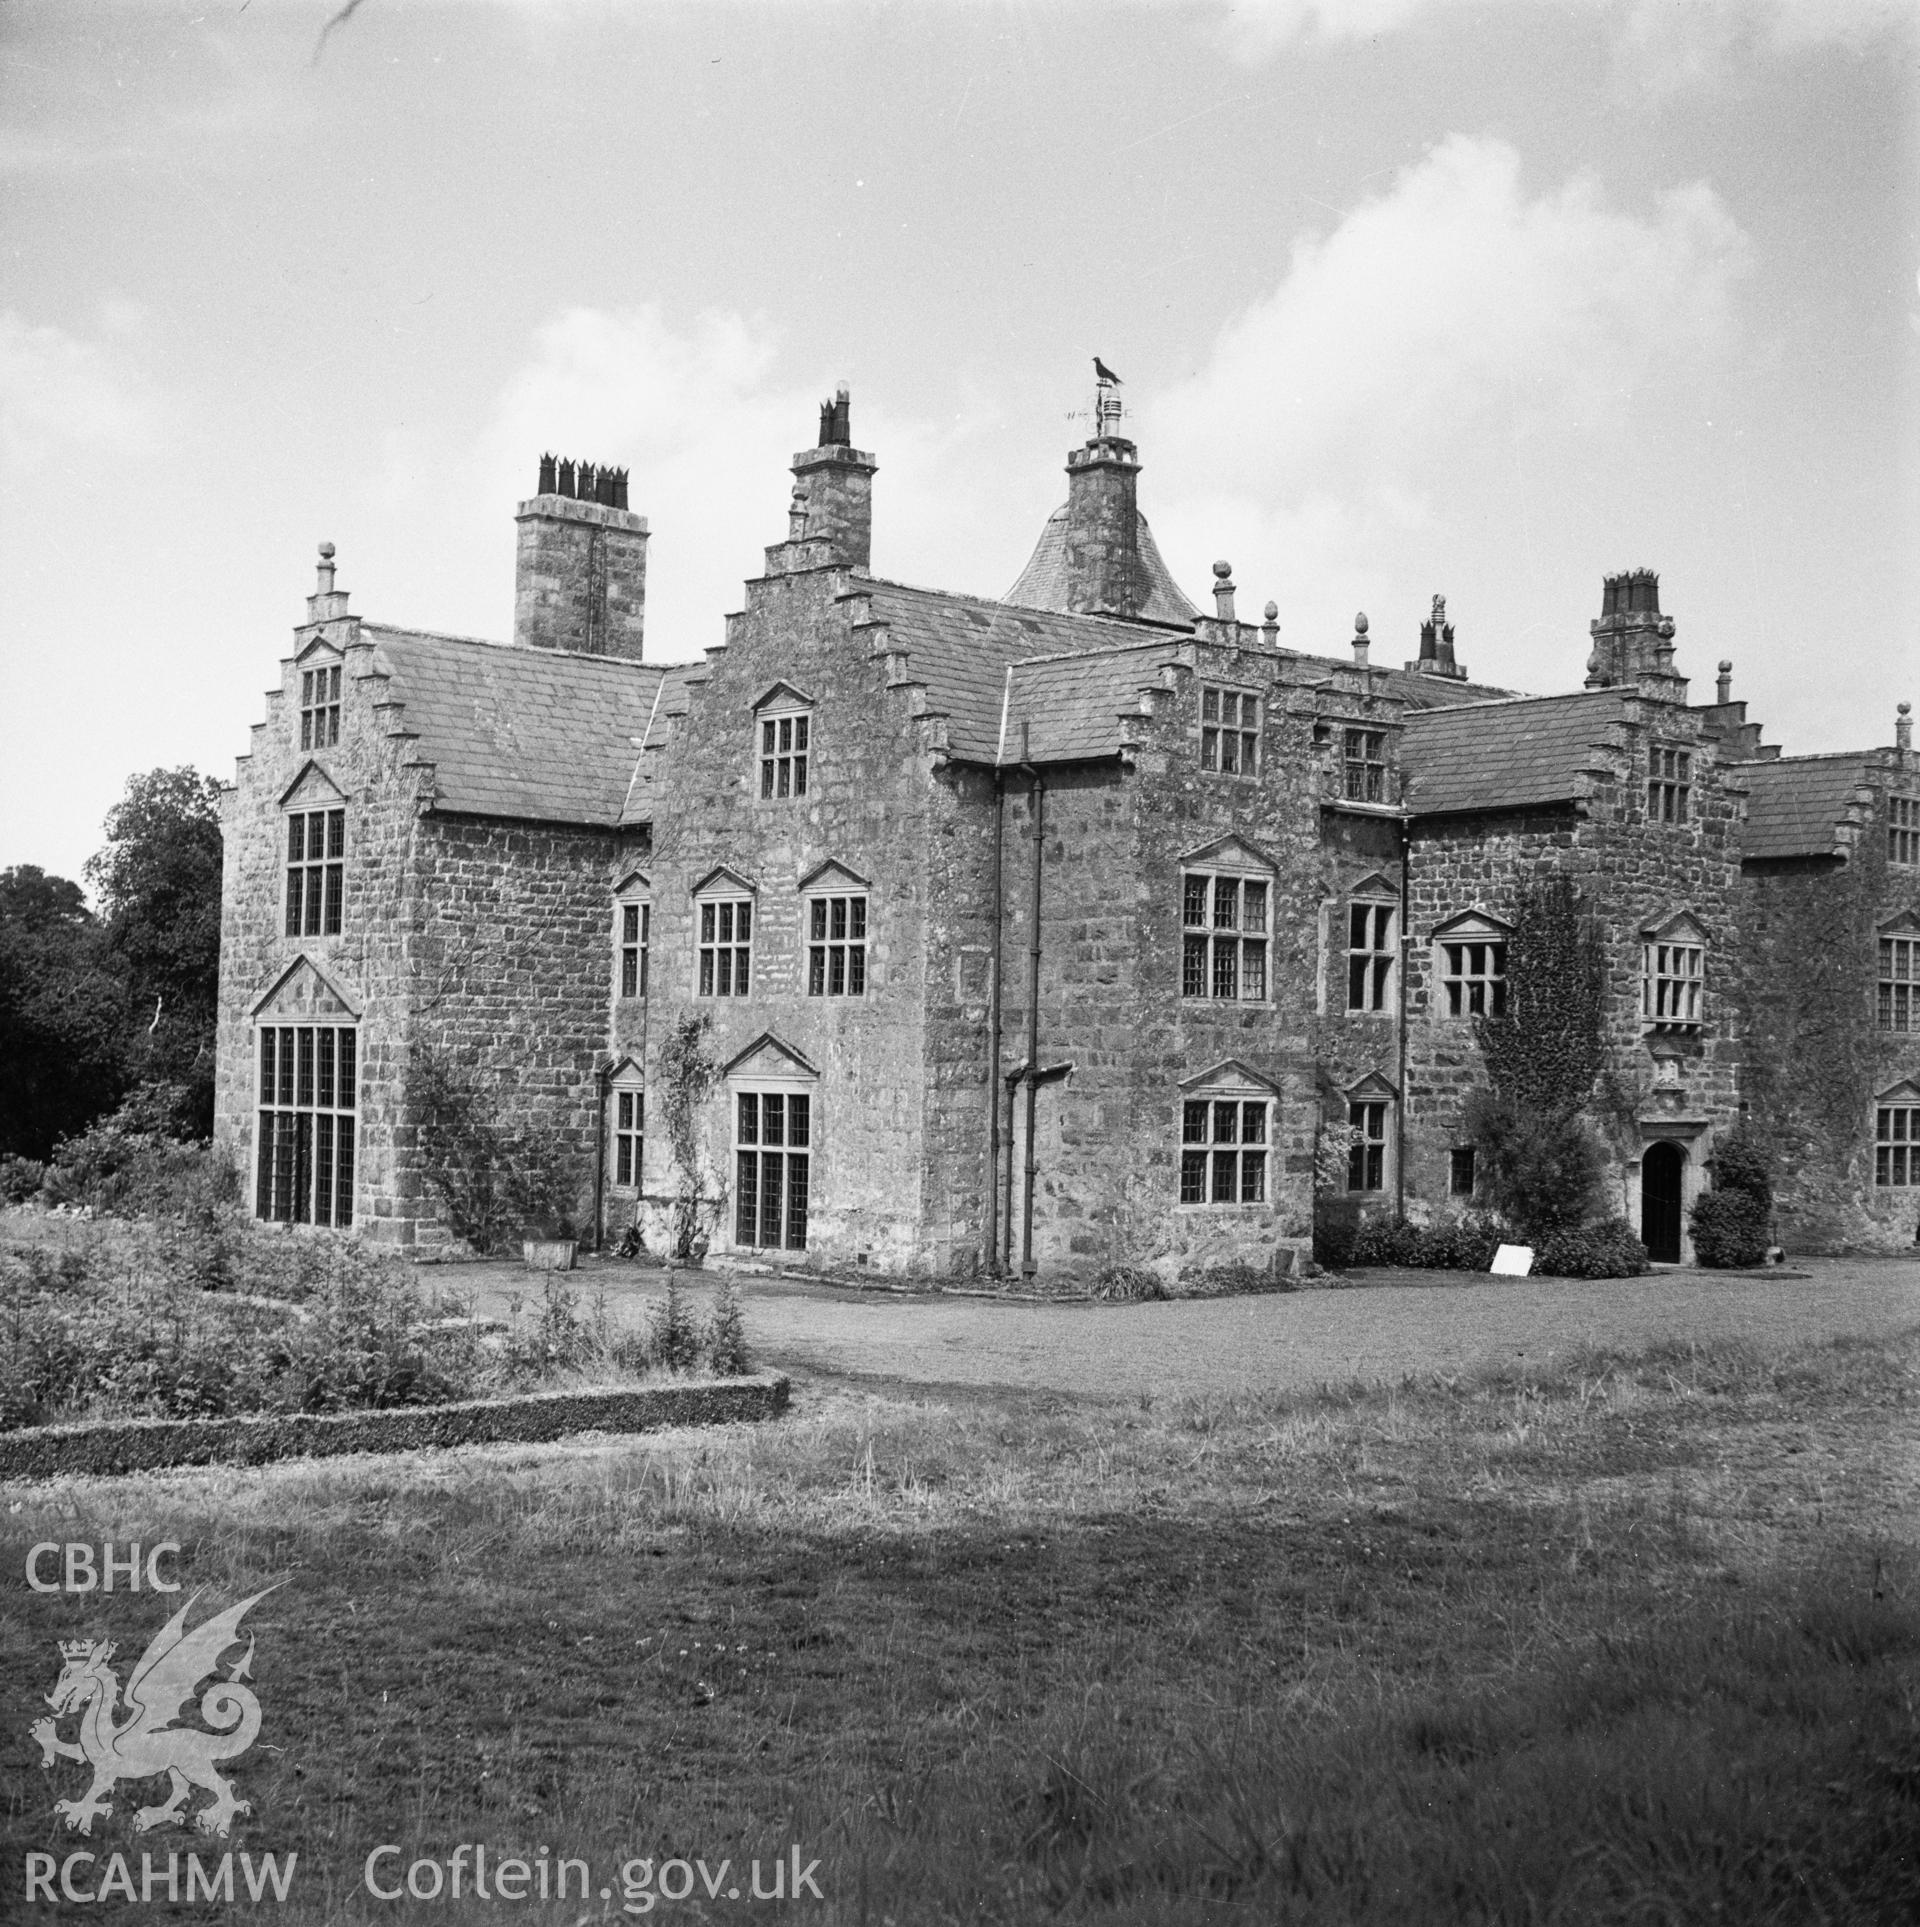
[0,1373,789,1479]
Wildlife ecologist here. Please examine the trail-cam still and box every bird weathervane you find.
[1065,357,1127,435]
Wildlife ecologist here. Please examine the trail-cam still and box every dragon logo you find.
[29,1586,279,1839]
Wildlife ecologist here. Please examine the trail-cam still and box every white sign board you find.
[1490,1244,1535,1276]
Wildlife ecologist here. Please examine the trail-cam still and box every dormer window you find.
[285,807,345,938]
[760,709,811,799]
[1343,729,1387,802]
[1649,745,1691,823]
[1200,686,1260,776]
[301,661,341,750]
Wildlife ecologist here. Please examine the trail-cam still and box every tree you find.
[0,865,129,1158]
[85,768,224,1135]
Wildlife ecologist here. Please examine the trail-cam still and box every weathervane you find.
[1065,357,1127,436]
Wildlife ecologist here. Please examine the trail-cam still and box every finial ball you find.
[1353,611,1369,636]
[1901,703,1912,717]
[1213,559,1232,580]
[1718,659,1732,673]
[1264,600,1278,622]
[319,541,335,560]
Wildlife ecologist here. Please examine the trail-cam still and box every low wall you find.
[0,1375,790,1480]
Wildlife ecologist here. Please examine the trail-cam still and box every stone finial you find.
[1352,611,1370,667]
[316,541,336,595]
[788,483,808,540]
[1716,660,1733,704]
[1212,560,1236,623]
[1899,702,1913,754]
[1262,599,1279,648]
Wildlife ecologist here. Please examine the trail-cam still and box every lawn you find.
[4,1327,1917,1923]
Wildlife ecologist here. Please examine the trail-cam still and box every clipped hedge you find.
[1340,1213,1647,1279]
[0,1374,790,1481]
[1689,1191,1771,1269]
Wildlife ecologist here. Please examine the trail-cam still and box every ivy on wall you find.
[658,1013,719,1262]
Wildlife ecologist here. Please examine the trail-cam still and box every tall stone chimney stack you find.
[514,455,648,657]
[1584,569,1687,702]
[787,385,877,569]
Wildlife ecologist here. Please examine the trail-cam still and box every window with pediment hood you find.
[1879,916,1920,1032]
[1343,1074,1396,1193]
[298,648,343,751]
[752,682,814,802]
[1875,1083,1920,1188]
[280,767,347,940]
[249,959,358,1229]
[1177,1061,1276,1205]
[692,866,756,998]
[609,1057,644,1189]
[1641,911,1708,1030]
[614,871,650,1001]
[725,1036,816,1252]
[1180,836,1275,1003]
[1345,875,1399,1014]
[800,860,870,999]
[1433,910,1510,1018]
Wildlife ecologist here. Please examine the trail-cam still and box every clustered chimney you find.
[1409,593,1467,680]
[514,453,649,658]
[776,384,877,572]
[1584,568,1685,700]
[1062,429,1151,620]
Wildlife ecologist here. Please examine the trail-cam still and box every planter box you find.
[522,1239,577,1271]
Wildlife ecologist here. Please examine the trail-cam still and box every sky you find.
[2,0,1916,886]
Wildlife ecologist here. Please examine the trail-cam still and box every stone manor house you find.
[214,383,1920,1276]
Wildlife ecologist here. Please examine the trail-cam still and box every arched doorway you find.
[1641,1141,1686,1263]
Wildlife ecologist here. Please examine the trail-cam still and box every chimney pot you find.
[538,453,557,495]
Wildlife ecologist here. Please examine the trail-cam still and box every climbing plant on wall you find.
[658,1012,719,1262]
[1464,873,1608,1233]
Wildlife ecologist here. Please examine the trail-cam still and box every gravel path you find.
[448,1257,1920,1401]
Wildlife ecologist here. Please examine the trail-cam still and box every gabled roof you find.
[1004,505,1201,627]
[1401,690,1630,817]
[1739,753,1875,861]
[854,581,1188,763]
[363,625,665,827]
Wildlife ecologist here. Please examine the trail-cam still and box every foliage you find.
[408,1048,573,1255]
[657,1013,719,1262]
[1707,1120,1773,1210]
[1463,875,1614,1237]
[1530,1216,1650,1278]
[1313,1122,1361,1196]
[650,1276,703,1372]
[1689,1192,1771,1269]
[85,769,225,1136]
[0,864,130,1159]
[706,1281,751,1376]
[1,1157,45,1205]
[1089,1263,1168,1302]
[1350,1213,1505,1272]
[39,1084,238,1222]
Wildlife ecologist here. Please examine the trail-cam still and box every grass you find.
[3,1329,1917,1922]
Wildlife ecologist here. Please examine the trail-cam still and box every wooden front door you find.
[1641,1141,1685,1263]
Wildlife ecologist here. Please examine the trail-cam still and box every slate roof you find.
[1007,643,1185,762]
[856,581,1187,763]
[363,626,663,826]
[1401,690,1630,817]
[1004,505,1201,627]
[1739,753,1874,860]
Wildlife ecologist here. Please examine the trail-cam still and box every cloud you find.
[0,312,166,470]
[1211,0,1915,61]
[1139,135,1753,647]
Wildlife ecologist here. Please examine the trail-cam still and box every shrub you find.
[1,1156,44,1204]
[1463,1090,1605,1235]
[1089,1264,1167,1302]
[1690,1190,1771,1269]
[1708,1121,1774,1210]
[1531,1216,1649,1279]
[706,1283,750,1376]
[650,1278,702,1373]
[1348,1215,1506,1272]
[38,1087,237,1221]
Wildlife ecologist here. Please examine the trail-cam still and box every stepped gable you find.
[852,579,1189,763]
[1401,688,1630,817]
[1739,752,1877,861]
[363,625,665,825]
[1004,502,1200,627]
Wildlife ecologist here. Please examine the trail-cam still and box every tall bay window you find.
[256,1023,356,1227]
